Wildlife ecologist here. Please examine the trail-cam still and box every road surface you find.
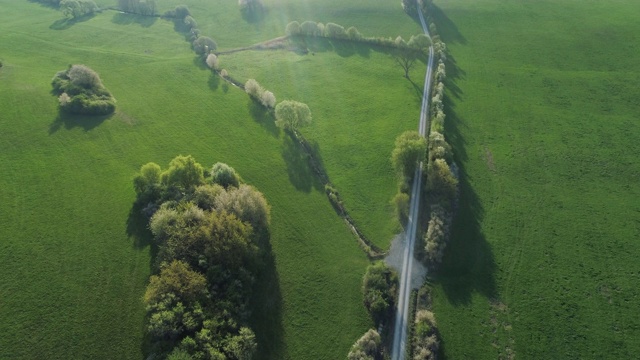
[390,2,434,359]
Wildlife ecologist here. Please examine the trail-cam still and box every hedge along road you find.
[391,2,434,360]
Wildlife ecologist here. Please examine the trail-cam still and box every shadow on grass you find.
[111,12,157,27]
[241,6,267,24]
[249,229,285,360]
[281,135,323,193]
[248,100,279,137]
[48,111,112,134]
[208,72,220,91]
[50,13,96,30]
[429,5,467,45]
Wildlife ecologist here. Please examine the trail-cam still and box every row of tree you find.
[60,0,97,18]
[52,64,116,115]
[133,155,271,359]
[244,79,276,109]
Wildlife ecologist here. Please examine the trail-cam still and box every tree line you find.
[52,64,116,115]
[133,155,271,359]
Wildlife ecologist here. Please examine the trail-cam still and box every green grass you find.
[429,0,640,358]
[0,0,428,358]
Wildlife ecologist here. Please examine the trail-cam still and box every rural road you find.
[390,2,434,360]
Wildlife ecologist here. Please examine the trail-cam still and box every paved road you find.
[390,2,434,360]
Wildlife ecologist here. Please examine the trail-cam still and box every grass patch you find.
[429,0,640,358]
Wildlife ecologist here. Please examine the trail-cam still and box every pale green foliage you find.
[162,155,205,190]
[220,69,228,78]
[300,21,319,36]
[395,35,407,48]
[285,21,301,36]
[68,64,101,89]
[192,184,224,210]
[347,329,381,360]
[435,61,446,82]
[428,132,452,162]
[391,131,427,181]
[205,54,218,70]
[413,310,439,360]
[215,184,271,230]
[426,158,458,201]
[261,90,276,108]
[408,34,432,51]
[134,162,162,195]
[224,327,257,360]
[244,79,261,98]
[424,205,448,265]
[210,162,240,189]
[324,22,347,38]
[346,26,362,40]
[274,100,312,132]
[144,260,207,305]
[392,192,410,226]
[149,206,180,241]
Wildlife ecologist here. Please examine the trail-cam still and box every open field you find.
[0,0,425,358]
[429,0,640,358]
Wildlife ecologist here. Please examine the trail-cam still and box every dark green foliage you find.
[162,155,205,192]
[51,65,116,115]
[163,5,191,19]
[192,36,217,55]
[362,262,397,325]
[210,162,240,189]
[391,131,427,184]
[60,0,97,19]
[117,0,156,15]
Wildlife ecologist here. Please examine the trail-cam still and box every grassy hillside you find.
[0,0,426,358]
[429,0,640,358]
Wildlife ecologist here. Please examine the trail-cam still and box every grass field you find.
[429,0,640,358]
[0,0,426,359]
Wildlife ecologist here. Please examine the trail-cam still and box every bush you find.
[408,34,432,52]
[347,329,381,360]
[191,184,224,210]
[260,90,276,108]
[244,79,262,99]
[164,5,191,19]
[300,21,319,36]
[192,36,217,55]
[52,65,116,116]
[426,159,458,203]
[214,184,271,231]
[413,310,439,360]
[424,205,449,266]
[346,26,362,40]
[118,0,156,15]
[220,69,228,78]
[391,131,427,183]
[274,100,312,133]
[324,22,347,39]
[392,192,410,226]
[144,260,207,305]
[161,155,206,191]
[205,53,219,70]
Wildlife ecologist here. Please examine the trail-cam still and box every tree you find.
[60,0,98,19]
[391,131,427,182]
[362,262,397,324]
[144,260,207,305]
[193,36,217,55]
[68,64,102,89]
[133,162,162,196]
[214,184,271,231]
[274,100,312,134]
[192,184,224,210]
[206,53,219,70]
[224,327,257,360]
[426,158,457,202]
[162,155,205,191]
[300,21,319,36]
[260,91,276,108]
[244,79,262,99]
[210,162,240,189]
[392,192,410,226]
[324,22,347,39]
[348,329,381,360]
[394,50,417,79]
[346,26,362,40]
[285,21,301,36]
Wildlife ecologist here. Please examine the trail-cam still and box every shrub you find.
[164,5,191,19]
[68,64,101,89]
[220,69,228,78]
[238,0,263,12]
[214,184,271,231]
[300,21,319,36]
[191,184,224,210]
[347,329,381,360]
[285,21,301,36]
[392,192,410,226]
[324,22,347,39]
[210,162,240,189]
[391,131,427,183]
[183,15,197,30]
[413,310,439,360]
[428,132,452,162]
[244,79,262,99]
[260,90,276,108]
[144,260,207,305]
[435,61,446,82]
[205,53,219,70]
[408,33,432,51]
[192,36,217,55]
[424,205,448,266]
[426,159,458,204]
[346,26,362,40]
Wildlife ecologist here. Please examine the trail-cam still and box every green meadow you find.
[430,0,640,358]
[0,0,427,359]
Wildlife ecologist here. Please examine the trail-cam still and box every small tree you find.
[285,21,301,36]
[324,22,346,39]
[244,79,262,99]
[347,329,381,360]
[394,50,417,79]
[346,26,362,40]
[210,162,240,189]
[144,260,207,305]
[300,21,319,36]
[60,0,98,19]
[192,36,217,55]
[205,53,219,70]
[162,155,205,191]
[260,90,276,108]
[391,131,427,182]
[274,100,312,134]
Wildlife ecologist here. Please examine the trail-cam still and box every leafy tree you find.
[164,5,191,19]
[260,91,276,108]
[413,310,439,360]
[274,100,312,134]
[362,262,397,324]
[300,21,319,36]
[51,65,116,115]
[224,327,257,360]
[162,155,205,191]
[206,53,219,70]
[210,162,240,189]
[68,64,102,89]
[60,0,97,19]
[394,49,417,79]
[144,260,207,305]
[426,158,457,202]
[133,162,162,196]
[244,79,263,100]
[391,131,427,182]
[192,184,224,210]
[285,21,301,36]
[408,34,432,52]
[193,36,217,55]
[346,26,362,40]
[214,184,271,231]
[347,329,381,360]
[324,22,347,39]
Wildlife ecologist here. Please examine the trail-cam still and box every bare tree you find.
[394,51,416,79]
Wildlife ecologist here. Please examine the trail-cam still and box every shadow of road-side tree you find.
[249,228,285,360]
[111,12,158,27]
[50,13,96,30]
[248,100,279,137]
[429,4,467,45]
[431,94,498,306]
[48,111,113,134]
[281,135,323,193]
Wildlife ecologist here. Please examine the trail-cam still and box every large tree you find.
[274,100,312,135]
[391,131,427,182]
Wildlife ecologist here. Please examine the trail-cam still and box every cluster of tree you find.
[133,155,271,359]
[390,131,427,223]
[51,64,116,115]
[347,329,382,360]
[60,0,97,19]
[274,100,312,135]
[401,0,432,18]
[362,261,398,325]
[422,32,457,269]
[117,0,156,15]
[285,20,431,54]
[161,5,217,58]
[412,310,439,360]
[244,79,276,109]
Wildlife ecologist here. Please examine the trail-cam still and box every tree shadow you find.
[430,93,497,306]
[208,72,220,91]
[443,54,465,100]
[27,0,58,9]
[192,55,207,71]
[48,111,112,134]
[111,12,157,27]
[330,39,357,58]
[126,201,155,251]
[249,229,286,360]
[248,100,279,137]
[241,6,267,24]
[281,135,323,193]
[50,13,96,30]
[429,4,467,45]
